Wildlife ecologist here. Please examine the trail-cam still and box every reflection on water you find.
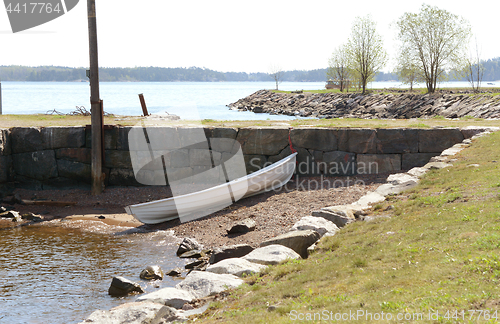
[0,220,185,324]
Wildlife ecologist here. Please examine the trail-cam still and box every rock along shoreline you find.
[227,89,500,119]
[78,127,498,324]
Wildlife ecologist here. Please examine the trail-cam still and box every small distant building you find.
[325,79,350,91]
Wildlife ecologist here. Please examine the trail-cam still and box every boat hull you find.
[125,153,297,224]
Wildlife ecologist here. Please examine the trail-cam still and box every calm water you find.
[0,81,480,119]
[0,220,184,324]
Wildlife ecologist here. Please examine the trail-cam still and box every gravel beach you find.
[5,173,391,247]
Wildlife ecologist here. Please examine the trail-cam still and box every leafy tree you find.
[346,15,388,94]
[394,48,422,91]
[327,44,351,92]
[396,4,471,93]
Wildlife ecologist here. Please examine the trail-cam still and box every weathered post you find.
[0,80,2,115]
[88,0,103,194]
[138,93,149,116]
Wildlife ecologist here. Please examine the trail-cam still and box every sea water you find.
[0,220,184,324]
[0,81,478,119]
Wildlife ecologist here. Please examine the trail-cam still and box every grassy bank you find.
[194,130,500,323]
[2,114,500,130]
[272,87,500,96]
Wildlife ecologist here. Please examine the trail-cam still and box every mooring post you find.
[88,0,103,195]
[138,93,149,116]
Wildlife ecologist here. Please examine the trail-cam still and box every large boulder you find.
[209,244,254,264]
[321,151,356,176]
[206,258,267,277]
[260,230,320,258]
[236,128,289,155]
[175,270,244,299]
[357,154,401,174]
[78,302,183,324]
[312,207,356,228]
[57,159,91,183]
[179,249,210,259]
[242,244,301,265]
[290,216,339,237]
[375,128,418,153]
[290,128,338,151]
[418,128,464,153]
[338,128,377,154]
[353,192,386,207]
[41,126,85,149]
[10,127,42,153]
[139,265,164,281]
[402,153,438,170]
[375,182,417,196]
[12,150,58,180]
[136,287,195,309]
[227,219,256,234]
[176,237,202,256]
[108,276,144,297]
[185,258,210,271]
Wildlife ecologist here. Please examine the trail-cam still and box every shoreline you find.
[2,173,389,248]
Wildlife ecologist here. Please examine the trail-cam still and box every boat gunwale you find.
[126,152,298,210]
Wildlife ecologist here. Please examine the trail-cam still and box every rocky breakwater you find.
[228,89,500,119]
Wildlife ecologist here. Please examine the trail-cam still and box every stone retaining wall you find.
[0,126,479,194]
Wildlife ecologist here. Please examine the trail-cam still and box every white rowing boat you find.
[125,152,297,224]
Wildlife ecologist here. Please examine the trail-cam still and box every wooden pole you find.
[88,0,103,195]
[138,93,149,116]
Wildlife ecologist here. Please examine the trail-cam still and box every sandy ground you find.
[2,174,390,248]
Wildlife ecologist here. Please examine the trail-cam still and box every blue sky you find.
[1,0,499,73]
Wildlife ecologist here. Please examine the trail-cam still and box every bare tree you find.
[396,4,471,93]
[269,64,284,90]
[394,47,422,91]
[346,15,388,94]
[464,38,484,93]
[327,44,351,92]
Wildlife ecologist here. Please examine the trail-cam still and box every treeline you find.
[1,60,499,82]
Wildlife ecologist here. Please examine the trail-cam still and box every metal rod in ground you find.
[88,0,103,195]
[138,93,149,116]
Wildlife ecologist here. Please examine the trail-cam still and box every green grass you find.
[272,87,500,96]
[272,89,344,94]
[4,114,500,130]
[195,131,500,323]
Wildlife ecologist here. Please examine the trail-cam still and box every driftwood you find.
[21,200,77,207]
[45,106,113,117]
